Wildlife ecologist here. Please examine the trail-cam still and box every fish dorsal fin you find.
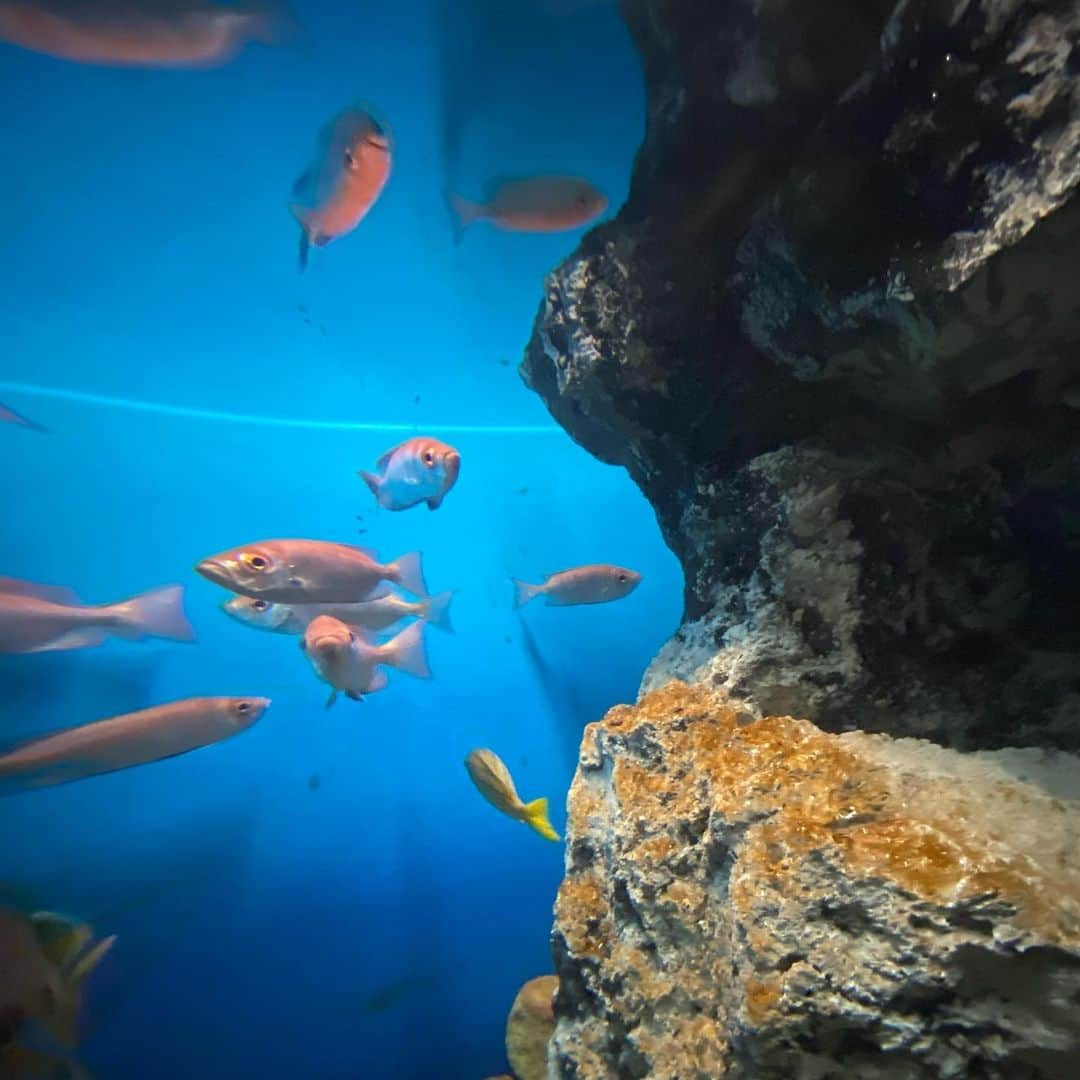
[30,912,90,968]
[68,933,116,986]
[0,578,79,605]
[375,442,405,472]
[291,166,314,198]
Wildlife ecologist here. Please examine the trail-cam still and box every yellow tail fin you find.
[522,798,560,843]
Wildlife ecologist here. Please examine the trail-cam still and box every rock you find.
[505,974,558,1080]
[550,682,1080,1079]
[521,0,1080,750]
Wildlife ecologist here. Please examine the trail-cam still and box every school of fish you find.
[0,2,639,1069]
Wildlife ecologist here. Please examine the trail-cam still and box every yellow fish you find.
[0,907,115,1076]
[464,749,559,842]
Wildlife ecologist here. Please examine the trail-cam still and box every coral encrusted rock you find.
[521,0,1080,750]
[550,682,1080,1079]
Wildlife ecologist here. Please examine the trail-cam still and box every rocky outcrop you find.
[521,0,1080,750]
[550,682,1080,1079]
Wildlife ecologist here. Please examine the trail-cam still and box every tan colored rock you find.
[505,974,558,1080]
[551,682,1080,1078]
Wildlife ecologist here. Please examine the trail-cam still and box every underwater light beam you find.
[0,381,562,436]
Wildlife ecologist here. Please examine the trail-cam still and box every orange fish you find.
[358,437,461,512]
[196,539,427,603]
[289,105,392,271]
[300,615,430,706]
[0,402,44,432]
[0,577,195,654]
[511,564,641,609]
[0,1,287,68]
[446,175,606,243]
[0,696,269,793]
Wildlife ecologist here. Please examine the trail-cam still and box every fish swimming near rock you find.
[300,615,429,706]
[223,590,454,635]
[446,176,606,243]
[0,907,115,1076]
[0,402,45,432]
[196,539,427,603]
[464,749,559,842]
[0,0,289,68]
[511,564,641,610]
[0,578,195,653]
[358,437,461,512]
[290,105,391,271]
[0,696,269,793]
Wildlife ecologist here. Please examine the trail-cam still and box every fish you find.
[0,578,195,654]
[196,539,427,603]
[290,105,391,271]
[0,906,114,1075]
[464,749,559,842]
[358,437,461,512]
[511,564,641,610]
[300,615,430,706]
[0,0,288,68]
[445,176,606,243]
[222,589,454,635]
[0,402,45,432]
[0,696,269,793]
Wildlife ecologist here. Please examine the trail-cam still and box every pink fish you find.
[511,564,641,609]
[358,437,461,512]
[0,696,269,792]
[290,105,391,271]
[196,539,427,603]
[446,175,606,243]
[300,615,429,706]
[0,1,287,68]
[0,402,44,432]
[0,578,195,653]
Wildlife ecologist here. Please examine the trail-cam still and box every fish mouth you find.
[196,558,234,588]
[444,452,462,487]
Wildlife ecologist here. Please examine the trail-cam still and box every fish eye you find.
[242,553,270,572]
[618,573,628,582]
[252,600,269,612]
[344,149,355,169]
[235,701,251,714]
[422,451,436,467]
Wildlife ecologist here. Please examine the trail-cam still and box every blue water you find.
[0,3,681,1076]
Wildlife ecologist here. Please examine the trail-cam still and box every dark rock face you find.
[521,0,1080,751]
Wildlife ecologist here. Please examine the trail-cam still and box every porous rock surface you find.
[550,682,1080,1079]
[521,0,1080,751]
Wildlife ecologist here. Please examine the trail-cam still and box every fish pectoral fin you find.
[69,934,116,985]
[426,493,444,510]
[22,629,107,653]
[345,691,362,702]
[291,167,314,197]
[325,690,338,709]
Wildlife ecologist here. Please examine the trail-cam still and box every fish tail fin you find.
[511,578,539,610]
[389,551,428,598]
[522,797,560,842]
[357,470,383,504]
[445,191,480,245]
[422,590,454,634]
[289,204,311,271]
[382,620,430,679]
[42,934,115,1049]
[106,585,196,643]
